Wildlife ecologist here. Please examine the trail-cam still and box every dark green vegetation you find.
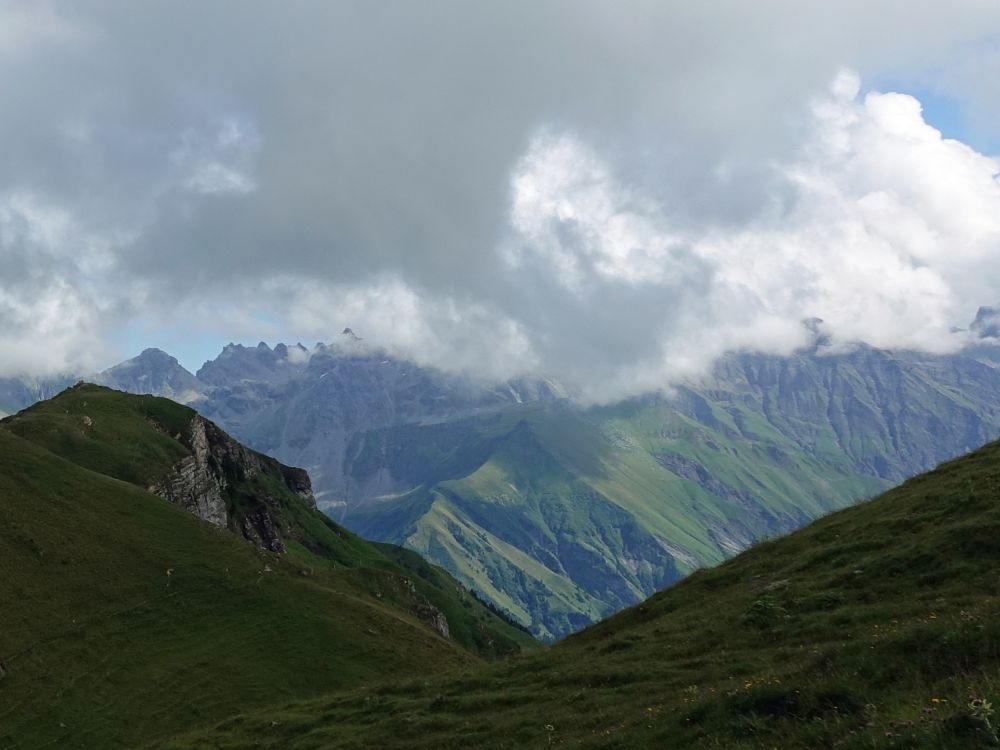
[0,386,534,748]
[164,435,1000,749]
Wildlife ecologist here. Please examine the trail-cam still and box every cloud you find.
[0,1,80,59]
[172,119,259,196]
[487,72,1000,399]
[269,70,1000,402]
[0,3,999,397]
[0,192,115,375]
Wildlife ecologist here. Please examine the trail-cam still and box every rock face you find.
[396,575,450,639]
[149,416,230,528]
[971,305,1000,339]
[146,413,319,554]
[281,466,317,509]
[423,607,451,639]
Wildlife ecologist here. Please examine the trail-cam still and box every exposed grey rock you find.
[196,342,308,387]
[240,508,286,554]
[423,606,450,639]
[147,416,230,528]
[396,576,451,638]
[971,305,1000,339]
[282,467,317,509]
[145,413,314,553]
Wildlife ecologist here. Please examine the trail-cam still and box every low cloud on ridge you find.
[0,3,999,402]
[285,72,1000,401]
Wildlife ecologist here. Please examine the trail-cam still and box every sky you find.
[1,1,1000,402]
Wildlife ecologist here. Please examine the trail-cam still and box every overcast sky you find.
[2,1,1000,401]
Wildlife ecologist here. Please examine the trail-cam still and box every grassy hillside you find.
[0,386,533,748]
[168,436,1000,748]
[351,403,886,638]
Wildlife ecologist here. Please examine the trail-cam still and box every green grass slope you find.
[0,387,533,748]
[169,436,1000,749]
[2,384,534,656]
[351,404,885,639]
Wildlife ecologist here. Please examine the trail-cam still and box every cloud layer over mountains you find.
[1,2,999,400]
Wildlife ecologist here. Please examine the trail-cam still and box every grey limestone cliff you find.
[147,412,316,554]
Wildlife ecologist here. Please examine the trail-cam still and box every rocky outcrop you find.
[420,606,451,639]
[395,575,451,639]
[971,305,1000,339]
[147,414,316,553]
[281,466,317,509]
[148,416,230,527]
[240,508,286,553]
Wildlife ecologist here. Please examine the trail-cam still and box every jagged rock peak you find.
[800,317,831,349]
[138,347,179,361]
[342,327,361,341]
[971,306,1000,339]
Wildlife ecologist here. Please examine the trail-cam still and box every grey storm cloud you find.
[2,1,1000,399]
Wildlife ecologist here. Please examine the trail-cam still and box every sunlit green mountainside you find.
[9,336,1000,639]
[165,437,1000,750]
[346,402,885,639]
[344,347,1000,638]
[0,386,534,748]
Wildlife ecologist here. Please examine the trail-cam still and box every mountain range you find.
[5,319,1000,638]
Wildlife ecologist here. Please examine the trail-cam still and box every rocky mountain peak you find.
[138,347,177,361]
[197,341,308,386]
[800,317,832,349]
[971,305,1000,338]
[94,348,206,404]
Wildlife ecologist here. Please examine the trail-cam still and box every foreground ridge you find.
[0,385,534,748]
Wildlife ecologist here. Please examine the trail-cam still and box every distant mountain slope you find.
[0,386,534,748]
[193,341,563,510]
[347,400,886,638]
[163,435,1000,750]
[346,346,1000,637]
